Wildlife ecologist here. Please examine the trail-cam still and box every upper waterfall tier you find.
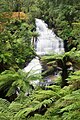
[35,18,64,55]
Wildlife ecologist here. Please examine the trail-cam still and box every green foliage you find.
[42,48,80,69]
[0,67,80,120]
[0,80,80,120]
[41,48,80,88]
[0,68,41,99]
[0,98,13,120]
[0,0,28,12]
[67,70,80,90]
[0,19,35,71]
[0,0,80,120]
[36,0,80,41]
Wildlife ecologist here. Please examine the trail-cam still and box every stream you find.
[24,18,64,84]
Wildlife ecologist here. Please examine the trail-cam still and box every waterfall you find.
[24,57,42,75]
[24,18,64,75]
[35,18,64,55]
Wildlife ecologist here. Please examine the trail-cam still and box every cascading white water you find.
[24,57,42,75]
[24,19,64,74]
[35,18,64,55]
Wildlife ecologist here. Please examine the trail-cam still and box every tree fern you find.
[0,68,42,100]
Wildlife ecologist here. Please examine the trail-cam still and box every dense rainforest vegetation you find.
[0,0,80,120]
